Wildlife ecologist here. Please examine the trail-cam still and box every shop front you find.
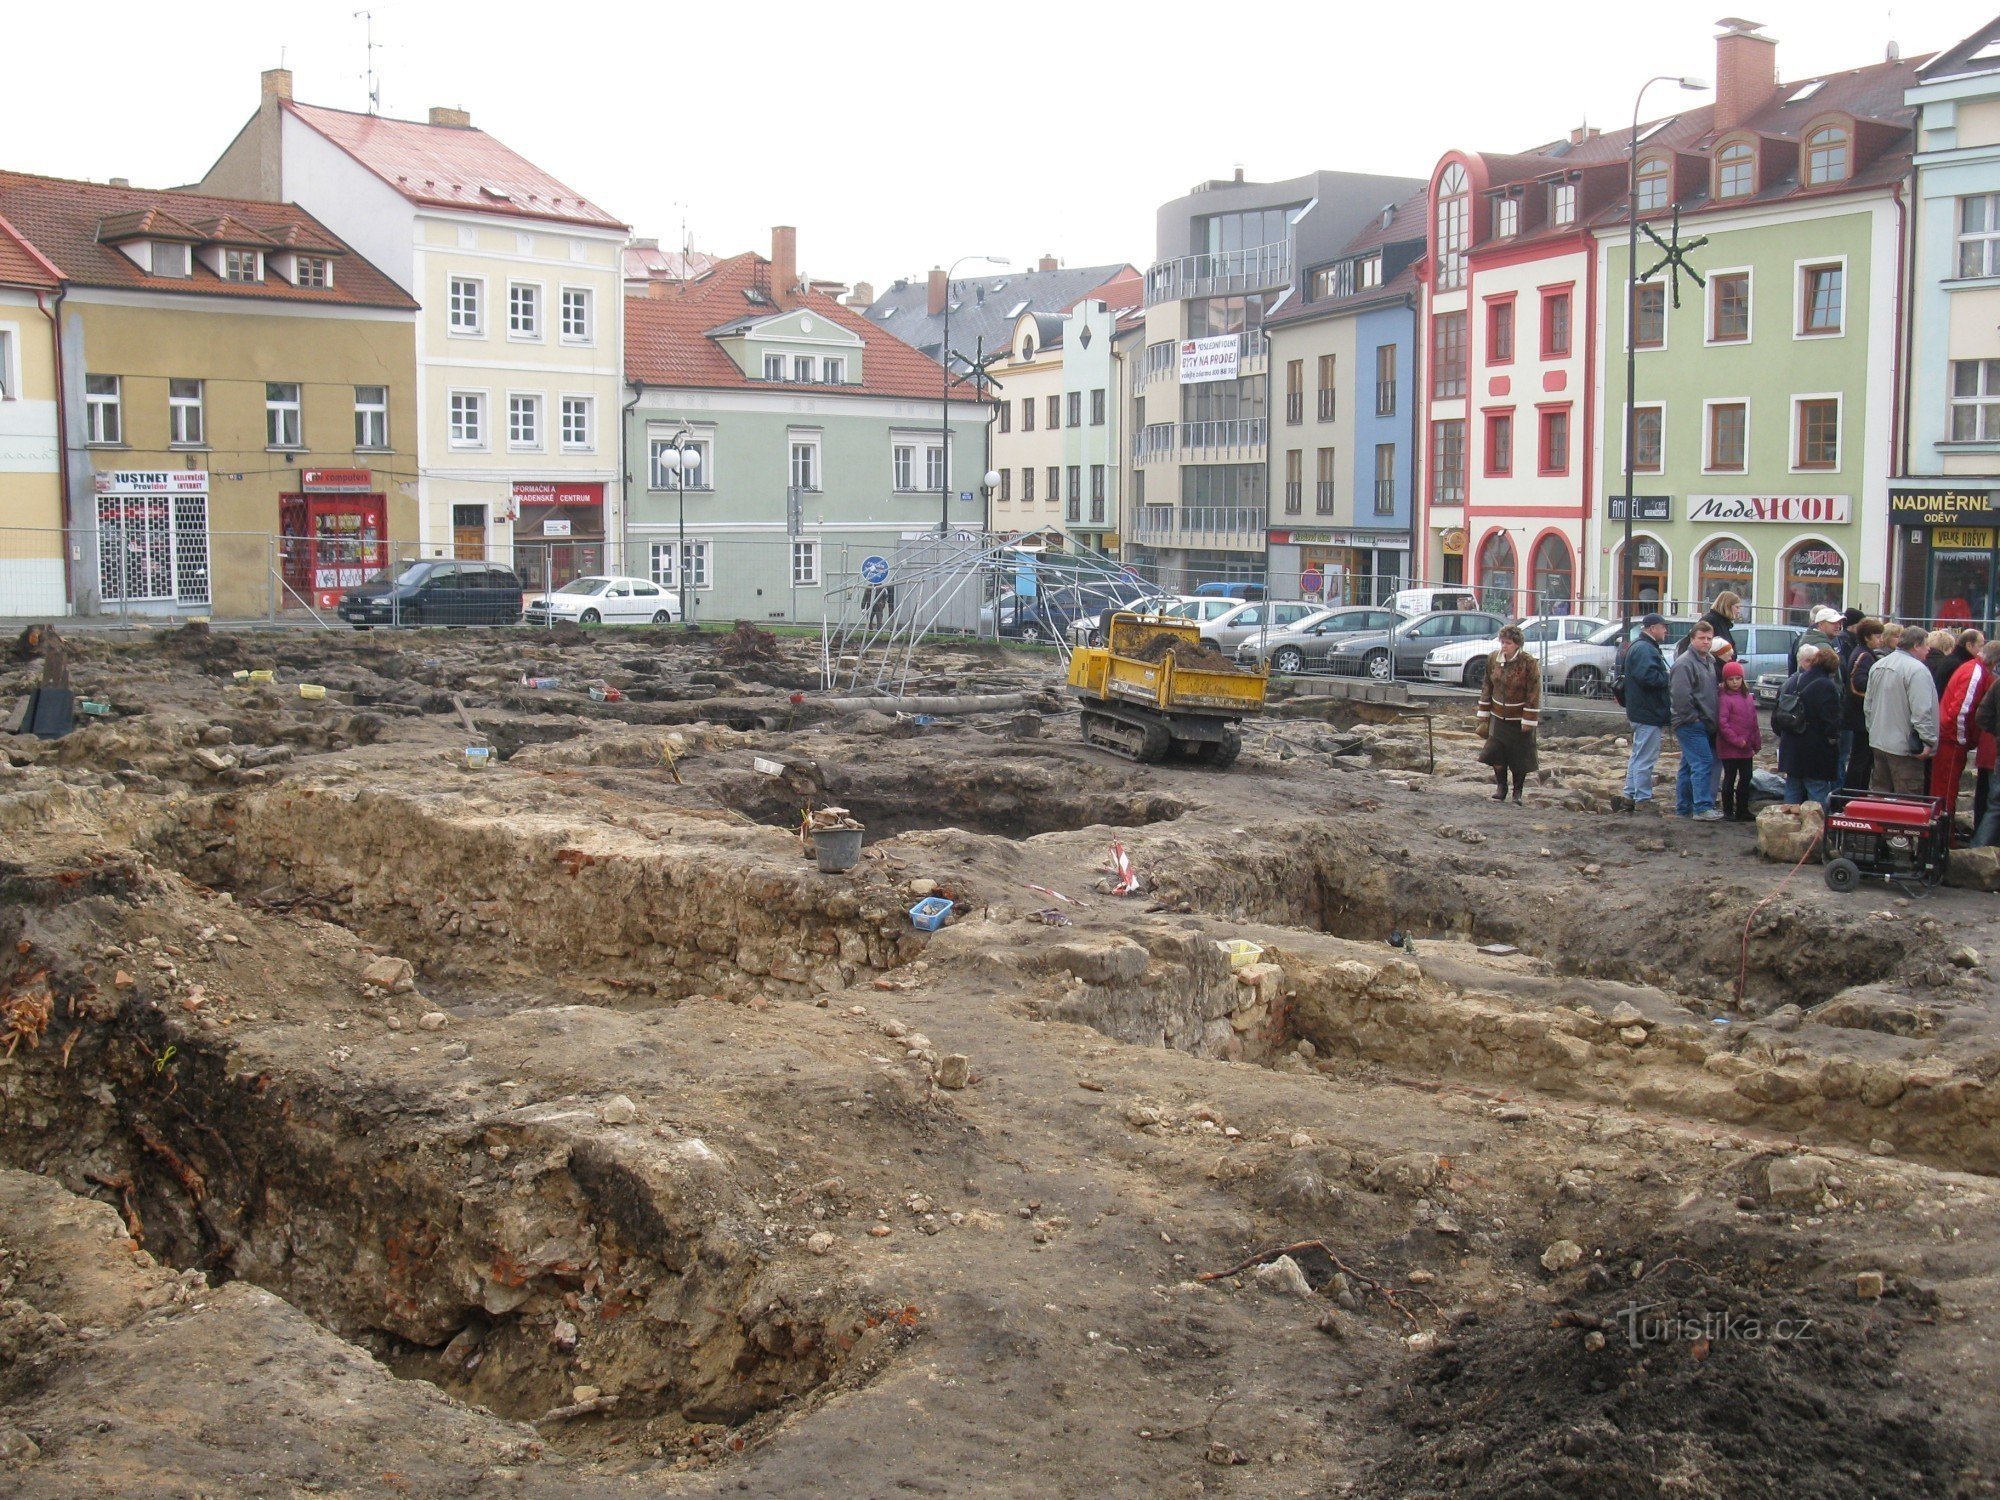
[91,470,211,614]
[1269,527,1409,606]
[512,480,606,590]
[1890,483,2000,627]
[279,468,387,612]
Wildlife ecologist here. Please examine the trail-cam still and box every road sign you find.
[860,555,890,586]
[1300,568,1323,594]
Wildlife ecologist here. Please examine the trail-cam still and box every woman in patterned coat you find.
[1477,624,1541,804]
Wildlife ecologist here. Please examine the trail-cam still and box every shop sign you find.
[1633,538,1665,569]
[542,518,573,537]
[301,467,374,493]
[1687,494,1850,525]
[1788,546,1844,579]
[95,470,208,495]
[1890,487,2000,526]
[1441,528,1467,556]
[1178,334,1240,385]
[1935,527,1998,550]
[511,480,604,508]
[1607,494,1672,521]
[1283,528,1403,547]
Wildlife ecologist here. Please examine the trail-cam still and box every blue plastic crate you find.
[909,896,954,932]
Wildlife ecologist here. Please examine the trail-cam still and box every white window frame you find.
[1793,255,1846,340]
[169,378,205,448]
[507,391,543,451]
[1705,265,1754,347]
[791,539,820,587]
[296,256,333,289]
[223,248,263,283]
[1494,196,1519,239]
[927,444,949,492]
[1550,181,1576,225]
[149,242,190,278]
[448,388,487,449]
[265,381,303,450]
[893,443,915,491]
[560,394,593,452]
[85,374,122,445]
[448,275,486,336]
[1789,390,1843,474]
[559,285,593,343]
[792,353,817,383]
[763,352,785,381]
[1958,194,2000,280]
[822,355,846,384]
[1949,358,2000,442]
[0,326,16,400]
[507,280,543,341]
[354,385,389,450]
[1702,396,1751,474]
[649,539,712,590]
[648,433,714,490]
[789,431,822,492]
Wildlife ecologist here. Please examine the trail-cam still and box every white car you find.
[523,575,682,626]
[1421,614,1609,688]
[1198,599,1325,651]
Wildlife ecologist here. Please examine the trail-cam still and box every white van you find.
[1390,587,1479,616]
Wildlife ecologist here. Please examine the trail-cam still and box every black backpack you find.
[1771,680,1808,736]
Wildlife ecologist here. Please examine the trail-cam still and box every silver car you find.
[1236,607,1405,672]
[1420,614,1608,689]
[1199,599,1325,652]
[1325,610,1509,681]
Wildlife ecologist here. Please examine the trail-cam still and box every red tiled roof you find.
[0,170,416,309]
[286,101,626,231]
[626,253,982,402]
[0,208,61,290]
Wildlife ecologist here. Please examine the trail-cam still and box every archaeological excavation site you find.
[5,619,2000,1497]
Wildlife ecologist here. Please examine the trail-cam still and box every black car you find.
[338,559,525,628]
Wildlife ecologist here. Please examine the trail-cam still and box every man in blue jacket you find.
[1615,613,1673,812]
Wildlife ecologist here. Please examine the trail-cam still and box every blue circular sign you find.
[860,555,890,586]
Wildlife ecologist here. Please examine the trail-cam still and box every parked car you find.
[522,574,681,627]
[1325,610,1508,681]
[1235,607,1405,672]
[339,559,525,628]
[1194,580,1267,600]
[1065,582,1178,646]
[1420,614,1609,689]
[1546,618,1698,698]
[1199,599,1326,652]
[1719,622,1808,682]
[1160,596,1244,626]
[1390,587,1479,616]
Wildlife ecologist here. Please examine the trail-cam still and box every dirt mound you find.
[1127,632,1240,672]
[717,620,780,666]
[1362,1242,1967,1498]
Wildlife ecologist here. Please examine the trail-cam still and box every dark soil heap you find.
[717,621,781,666]
[1127,632,1241,673]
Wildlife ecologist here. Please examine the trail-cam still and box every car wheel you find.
[580,608,601,625]
[652,610,672,624]
[1272,646,1305,674]
[1568,665,1604,698]
[1022,622,1045,643]
[398,607,422,628]
[1463,657,1487,690]
[1364,649,1392,682]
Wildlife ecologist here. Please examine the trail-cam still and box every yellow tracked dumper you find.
[1064,613,1268,767]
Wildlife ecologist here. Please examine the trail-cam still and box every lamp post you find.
[940,254,1007,534]
[1621,73,1708,636]
[659,430,697,625]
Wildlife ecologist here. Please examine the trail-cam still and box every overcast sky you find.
[8,0,1994,292]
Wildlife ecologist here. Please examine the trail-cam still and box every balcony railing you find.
[1129,503,1267,551]
[1132,341,1176,391]
[1283,481,1302,514]
[1145,241,1292,306]
[1179,418,1265,451]
[1375,380,1397,417]
[1315,481,1335,514]
[1317,390,1337,421]
[1286,392,1303,425]
[1373,478,1396,513]
[1132,422,1176,462]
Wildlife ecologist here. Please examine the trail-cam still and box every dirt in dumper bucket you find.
[1358,1240,1972,1499]
[1126,631,1242,672]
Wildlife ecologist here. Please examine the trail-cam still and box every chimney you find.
[429,105,473,128]
[1567,124,1601,146]
[261,67,293,103]
[1038,254,1058,272]
[1714,17,1779,134]
[771,225,797,298]
[927,267,948,316]
[848,279,876,307]
[109,177,130,189]
[1233,165,1245,183]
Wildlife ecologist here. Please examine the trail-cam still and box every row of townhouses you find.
[7,16,2000,629]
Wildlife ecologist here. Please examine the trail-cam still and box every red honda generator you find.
[1821,791,1950,893]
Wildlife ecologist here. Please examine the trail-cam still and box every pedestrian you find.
[1926,629,1959,697]
[1716,659,1763,821]
[1775,645,1842,812]
[1789,605,1843,675]
[1702,592,1742,655]
[1948,628,1986,685]
[1616,612,1673,813]
[1934,637,1999,829]
[1968,642,2000,846]
[1842,618,1885,790]
[1837,606,1867,677]
[1864,625,1940,795]
[1670,620,1723,820]
[1476,623,1540,805]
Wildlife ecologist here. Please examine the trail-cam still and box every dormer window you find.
[793,354,816,382]
[1358,255,1382,290]
[763,352,784,381]
[823,356,846,384]
[1805,124,1849,186]
[223,249,262,283]
[149,242,189,277]
[296,256,332,288]
[1550,181,1576,226]
[1716,141,1755,200]
[1494,196,1520,238]
[1635,155,1670,213]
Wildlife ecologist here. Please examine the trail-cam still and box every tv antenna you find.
[354,10,382,113]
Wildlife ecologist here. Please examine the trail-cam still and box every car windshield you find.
[555,577,609,596]
[367,559,434,585]
[1587,621,1628,645]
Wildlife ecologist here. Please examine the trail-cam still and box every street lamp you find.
[1620,72,1708,636]
[941,253,1007,534]
[657,430,698,625]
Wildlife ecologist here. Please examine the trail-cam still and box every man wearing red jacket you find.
[1935,644,2000,830]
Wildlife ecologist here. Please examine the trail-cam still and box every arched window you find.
[1435,163,1469,291]
[1532,534,1574,613]
[1783,539,1845,624]
[1716,141,1755,200]
[1697,537,1755,609]
[1635,155,1670,214]
[1805,125,1849,186]
[1478,530,1517,613]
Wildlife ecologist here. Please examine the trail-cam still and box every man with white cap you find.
[1789,604,1845,677]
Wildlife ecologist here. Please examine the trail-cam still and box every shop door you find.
[1618,537,1667,615]
[452,505,487,562]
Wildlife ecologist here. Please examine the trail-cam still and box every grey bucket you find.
[814,826,865,873]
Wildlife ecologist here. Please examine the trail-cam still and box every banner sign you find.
[1890,487,2000,527]
[511,480,604,508]
[1178,335,1240,385]
[95,470,207,495]
[301,467,374,493]
[1607,494,1673,521]
[1686,494,1850,525]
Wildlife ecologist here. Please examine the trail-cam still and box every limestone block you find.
[1756,802,1824,864]
[1945,845,2000,892]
